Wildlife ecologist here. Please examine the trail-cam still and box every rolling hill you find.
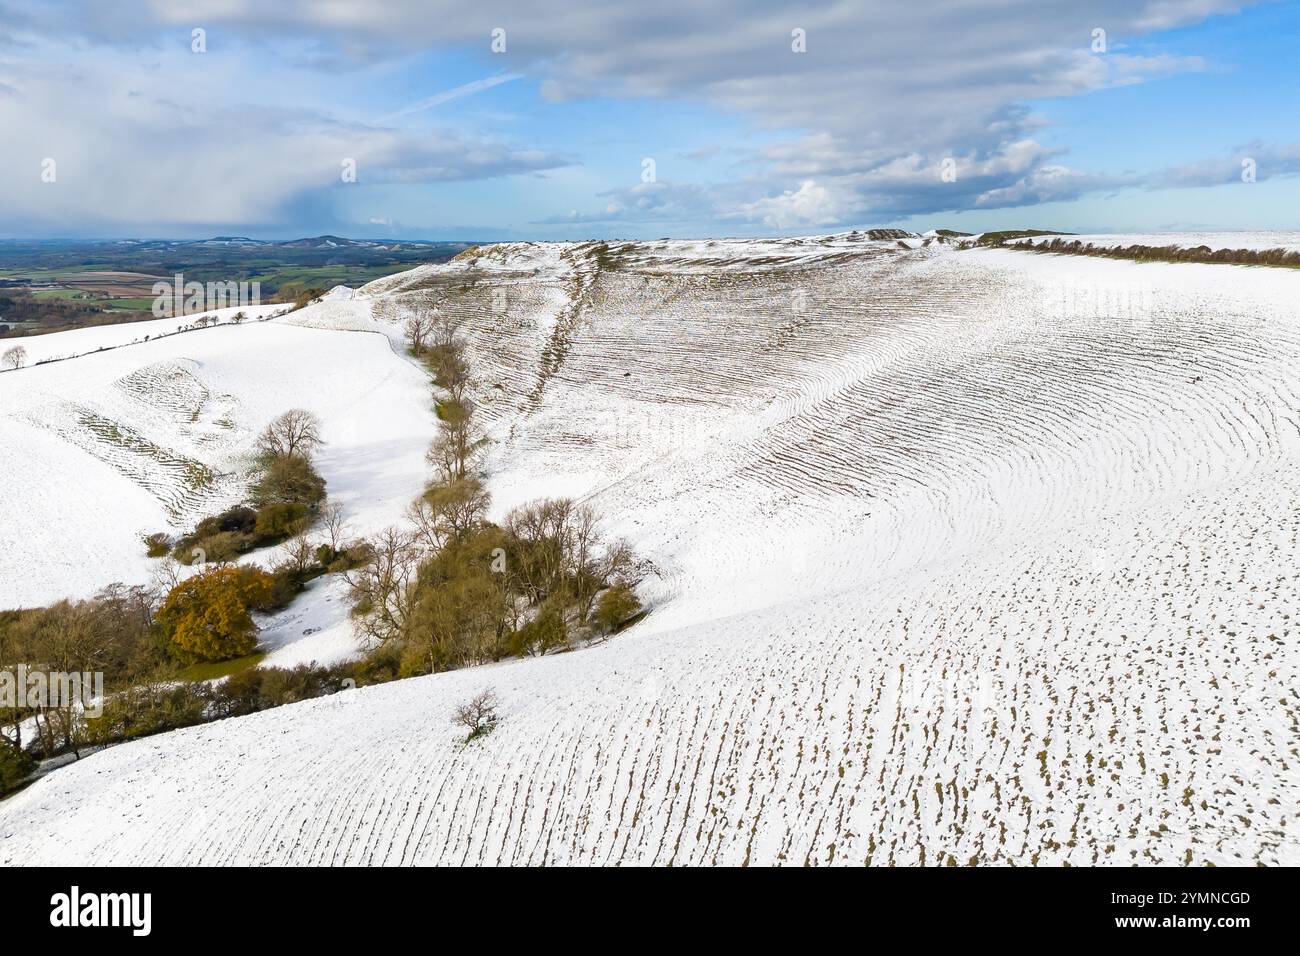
[2,233,1298,865]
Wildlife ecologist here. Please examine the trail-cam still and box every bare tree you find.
[346,526,422,647]
[425,314,470,403]
[504,497,576,603]
[453,689,498,741]
[425,407,485,484]
[150,556,185,594]
[403,309,435,356]
[281,529,317,576]
[2,345,27,370]
[322,501,350,553]
[415,478,489,547]
[430,312,460,351]
[570,504,634,620]
[499,498,636,620]
[257,409,323,460]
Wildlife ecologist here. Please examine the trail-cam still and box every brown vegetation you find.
[1007,236,1300,268]
[350,312,644,678]
[165,409,326,564]
[156,566,276,663]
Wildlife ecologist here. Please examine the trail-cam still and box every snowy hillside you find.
[3,234,1299,866]
[0,299,432,608]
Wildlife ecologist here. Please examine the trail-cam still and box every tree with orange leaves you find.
[158,566,275,662]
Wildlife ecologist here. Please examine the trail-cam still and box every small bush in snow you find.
[453,689,499,742]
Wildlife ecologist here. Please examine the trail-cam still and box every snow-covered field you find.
[0,300,433,609]
[0,303,288,368]
[3,234,1299,866]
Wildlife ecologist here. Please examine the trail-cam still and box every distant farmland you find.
[0,237,472,335]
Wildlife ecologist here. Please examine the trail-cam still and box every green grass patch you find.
[178,651,267,683]
[103,297,156,311]
[249,264,418,293]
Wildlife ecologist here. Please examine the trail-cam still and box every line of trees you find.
[1,566,368,790]
[347,309,643,679]
[1,312,648,792]
[1009,236,1300,268]
[1,584,157,766]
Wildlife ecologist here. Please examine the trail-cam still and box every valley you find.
[2,233,1298,865]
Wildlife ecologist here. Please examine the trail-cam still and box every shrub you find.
[252,454,326,508]
[263,564,308,611]
[595,583,642,633]
[254,501,310,538]
[258,663,351,707]
[510,601,567,657]
[315,542,367,573]
[208,663,351,718]
[0,741,35,795]
[173,506,259,563]
[143,532,171,558]
[179,530,249,565]
[196,505,258,538]
[83,682,210,745]
[172,498,320,566]
[453,689,498,742]
[351,642,402,686]
[207,668,264,719]
[157,566,276,662]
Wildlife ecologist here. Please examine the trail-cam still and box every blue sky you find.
[0,0,1296,239]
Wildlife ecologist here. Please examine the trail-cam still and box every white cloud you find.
[0,37,570,232]
[0,0,1269,232]
[739,181,841,229]
[1156,141,1300,188]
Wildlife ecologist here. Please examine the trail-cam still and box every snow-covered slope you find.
[3,235,1299,866]
[0,304,433,608]
[0,304,287,369]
